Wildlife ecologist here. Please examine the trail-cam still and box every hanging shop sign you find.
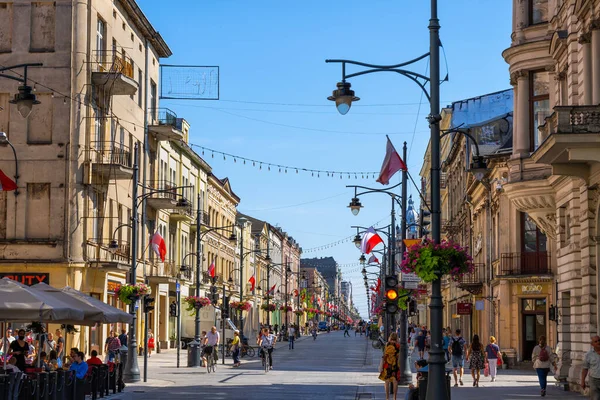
[457,302,472,315]
[0,273,49,286]
[107,280,121,294]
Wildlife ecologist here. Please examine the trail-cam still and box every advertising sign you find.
[457,302,472,315]
[0,273,49,286]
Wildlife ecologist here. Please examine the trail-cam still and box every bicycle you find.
[241,344,255,358]
[260,347,272,373]
[205,345,217,373]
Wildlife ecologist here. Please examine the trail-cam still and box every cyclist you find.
[203,326,220,364]
[258,327,276,370]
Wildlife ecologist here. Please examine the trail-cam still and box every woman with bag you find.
[484,336,501,382]
[378,332,400,400]
[532,335,557,397]
[147,329,155,357]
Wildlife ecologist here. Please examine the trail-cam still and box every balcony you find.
[88,142,133,180]
[498,252,551,276]
[190,211,209,232]
[201,271,222,285]
[90,50,138,96]
[147,260,180,284]
[146,180,189,210]
[148,108,185,142]
[534,105,600,179]
[85,239,130,271]
[457,263,485,295]
[169,206,194,223]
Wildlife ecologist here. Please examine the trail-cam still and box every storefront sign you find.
[522,284,543,294]
[0,273,49,286]
[107,280,121,294]
[457,302,472,315]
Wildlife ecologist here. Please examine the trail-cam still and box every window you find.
[137,68,143,107]
[96,17,105,55]
[150,80,157,121]
[521,212,547,253]
[529,0,548,25]
[529,71,550,150]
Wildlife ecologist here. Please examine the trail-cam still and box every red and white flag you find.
[249,275,256,291]
[375,278,382,294]
[208,258,216,278]
[360,227,384,254]
[368,254,380,264]
[376,136,407,185]
[317,297,322,307]
[267,284,276,294]
[150,232,166,262]
[0,170,17,192]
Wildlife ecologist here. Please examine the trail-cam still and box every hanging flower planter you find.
[230,301,252,312]
[261,304,276,312]
[279,305,292,312]
[183,296,211,316]
[401,239,474,283]
[114,283,150,305]
[293,310,304,316]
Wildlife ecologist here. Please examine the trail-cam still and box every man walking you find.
[288,325,295,350]
[415,330,426,360]
[582,335,600,398]
[449,329,467,387]
[118,328,128,348]
[344,324,350,337]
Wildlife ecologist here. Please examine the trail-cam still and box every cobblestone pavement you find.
[112,331,586,400]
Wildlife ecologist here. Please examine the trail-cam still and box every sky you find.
[137,0,512,319]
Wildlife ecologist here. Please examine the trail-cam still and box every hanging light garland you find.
[190,144,379,180]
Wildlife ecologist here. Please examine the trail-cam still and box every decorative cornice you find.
[578,32,592,44]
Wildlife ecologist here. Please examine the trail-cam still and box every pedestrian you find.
[288,325,295,350]
[484,336,501,382]
[344,324,350,337]
[104,331,121,362]
[581,335,600,398]
[55,329,64,367]
[442,329,451,363]
[449,328,467,387]
[378,332,400,400]
[230,330,241,367]
[44,332,56,354]
[532,335,556,397]
[118,328,128,348]
[7,329,29,371]
[467,334,485,387]
[415,331,426,360]
[147,329,155,357]
[0,328,14,355]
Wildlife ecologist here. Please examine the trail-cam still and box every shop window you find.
[530,71,550,151]
[529,0,548,25]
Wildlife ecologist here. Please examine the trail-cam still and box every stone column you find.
[512,70,530,156]
[513,0,528,44]
[579,33,592,105]
[592,23,600,104]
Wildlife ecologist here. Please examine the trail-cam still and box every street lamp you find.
[0,63,43,119]
[348,197,363,216]
[353,232,362,249]
[327,81,360,115]
[0,132,19,196]
[359,254,367,265]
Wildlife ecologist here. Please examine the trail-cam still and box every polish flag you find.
[0,170,16,192]
[376,136,407,185]
[150,232,166,262]
[249,275,256,291]
[208,258,216,278]
[368,254,380,264]
[360,227,384,254]
[317,297,322,307]
[292,289,299,296]
[267,284,276,294]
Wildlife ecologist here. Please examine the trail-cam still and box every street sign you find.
[417,304,427,311]
[401,273,420,282]
[403,281,419,289]
[176,282,180,293]
[457,302,472,315]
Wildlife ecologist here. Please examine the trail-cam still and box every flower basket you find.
[115,283,150,305]
[293,310,304,316]
[183,296,211,316]
[261,304,276,312]
[401,239,474,283]
[279,305,292,312]
[230,301,252,312]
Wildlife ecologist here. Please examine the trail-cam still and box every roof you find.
[209,174,241,204]
[119,0,172,58]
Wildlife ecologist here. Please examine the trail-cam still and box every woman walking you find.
[230,330,241,367]
[378,332,400,400]
[532,335,556,397]
[147,329,155,357]
[467,334,485,387]
[484,336,501,382]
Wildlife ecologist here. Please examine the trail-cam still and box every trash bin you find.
[418,371,452,400]
[187,340,201,367]
[117,345,128,372]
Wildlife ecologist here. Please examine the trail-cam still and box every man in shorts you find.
[449,329,467,387]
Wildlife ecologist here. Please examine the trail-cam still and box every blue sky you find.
[138,0,512,318]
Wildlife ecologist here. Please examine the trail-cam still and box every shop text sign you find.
[0,273,49,286]
[457,302,472,315]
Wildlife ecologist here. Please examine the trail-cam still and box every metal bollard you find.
[47,371,57,400]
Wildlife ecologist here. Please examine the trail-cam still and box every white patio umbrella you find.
[60,286,133,324]
[30,283,107,325]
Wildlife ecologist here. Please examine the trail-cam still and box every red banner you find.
[457,302,472,315]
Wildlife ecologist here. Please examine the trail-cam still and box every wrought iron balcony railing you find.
[498,252,551,276]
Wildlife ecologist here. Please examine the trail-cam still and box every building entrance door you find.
[521,298,547,360]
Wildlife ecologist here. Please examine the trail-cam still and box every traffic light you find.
[210,286,219,304]
[549,304,558,321]
[143,296,155,313]
[419,209,431,237]
[169,301,177,317]
[222,296,230,319]
[384,275,399,314]
[408,299,418,316]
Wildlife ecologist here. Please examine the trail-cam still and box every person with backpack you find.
[449,329,468,387]
[532,335,556,397]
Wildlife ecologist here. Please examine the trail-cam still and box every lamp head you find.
[265,254,272,263]
[108,239,119,254]
[9,85,40,119]
[175,197,190,208]
[180,264,188,273]
[327,81,360,115]
[0,132,8,146]
[257,286,262,291]
[228,232,237,243]
[228,276,233,284]
[353,234,362,248]
[348,197,363,216]
[469,156,489,182]
[359,254,366,265]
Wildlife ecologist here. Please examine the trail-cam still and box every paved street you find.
[113,331,588,400]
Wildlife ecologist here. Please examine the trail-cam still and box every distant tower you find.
[406,195,419,239]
